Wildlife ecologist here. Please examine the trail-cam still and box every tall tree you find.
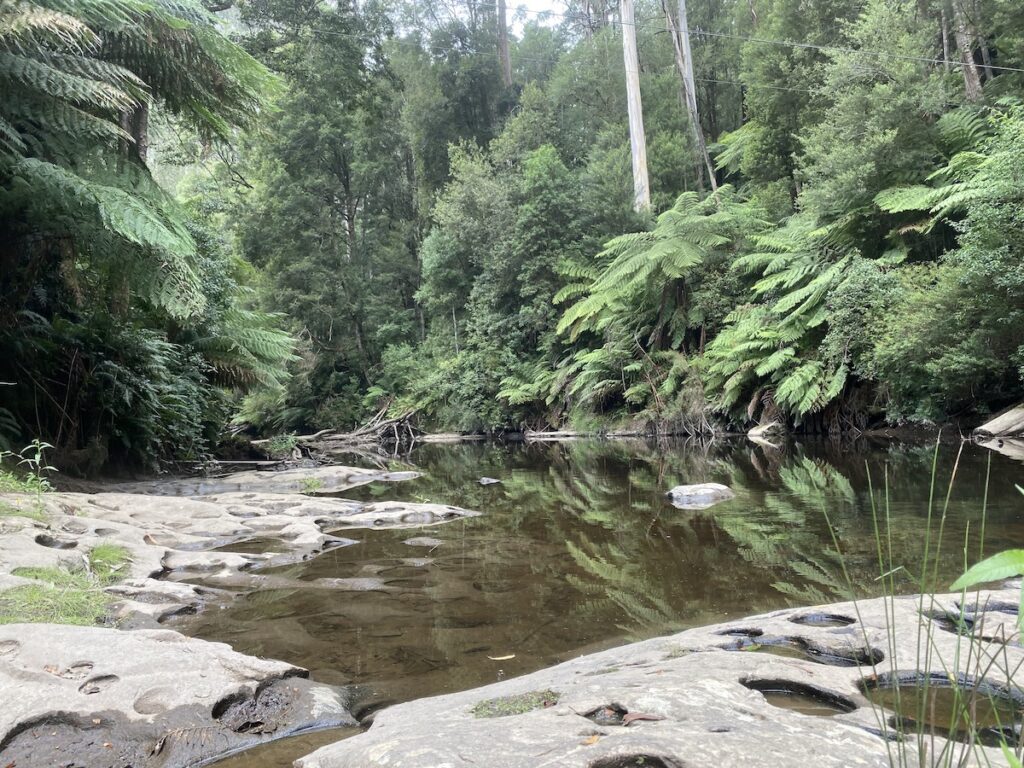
[663,0,717,191]
[949,0,983,101]
[497,0,512,87]
[619,0,650,211]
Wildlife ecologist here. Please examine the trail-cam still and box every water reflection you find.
[185,438,1022,767]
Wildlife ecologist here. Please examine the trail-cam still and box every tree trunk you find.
[950,0,983,102]
[662,0,717,192]
[132,102,148,163]
[972,0,994,80]
[497,0,512,87]
[120,102,149,164]
[979,39,994,81]
[941,7,951,73]
[619,0,650,212]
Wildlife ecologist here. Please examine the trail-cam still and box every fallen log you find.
[974,403,1024,438]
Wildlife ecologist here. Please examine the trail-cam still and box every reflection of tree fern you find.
[714,452,855,605]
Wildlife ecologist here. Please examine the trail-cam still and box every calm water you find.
[187,438,1024,767]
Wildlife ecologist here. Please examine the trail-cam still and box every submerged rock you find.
[665,482,735,509]
[0,624,355,768]
[296,586,1023,768]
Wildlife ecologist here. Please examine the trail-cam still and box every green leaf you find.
[950,550,1024,590]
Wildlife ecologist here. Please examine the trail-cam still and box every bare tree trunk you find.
[131,102,149,163]
[950,0,983,102]
[497,0,512,87]
[941,7,951,73]
[619,0,650,212]
[663,0,717,192]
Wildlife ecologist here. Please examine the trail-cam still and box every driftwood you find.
[252,405,421,453]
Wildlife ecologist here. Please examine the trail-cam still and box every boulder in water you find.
[665,483,735,509]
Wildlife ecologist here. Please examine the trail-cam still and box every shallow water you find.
[184,437,1024,767]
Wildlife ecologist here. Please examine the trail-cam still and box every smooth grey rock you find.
[298,587,1023,768]
[665,482,735,509]
[0,486,479,624]
[330,502,480,530]
[0,624,354,768]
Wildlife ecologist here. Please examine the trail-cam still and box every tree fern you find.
[705,215,854,423]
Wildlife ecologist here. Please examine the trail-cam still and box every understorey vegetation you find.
[3,0,1024,470]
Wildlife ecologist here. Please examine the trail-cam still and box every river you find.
[184,437,1023,767]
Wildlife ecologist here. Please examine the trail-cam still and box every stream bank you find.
[0,464,480,767]
[1,439,1022,767]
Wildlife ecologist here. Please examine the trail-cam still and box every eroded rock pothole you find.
[742,679,858,717]
[862,671,1024,747]
[724,635,883,666]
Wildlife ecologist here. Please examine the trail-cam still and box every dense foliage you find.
[0,0,293,468]
[225,0,1024,436]
[6,0,1024,467]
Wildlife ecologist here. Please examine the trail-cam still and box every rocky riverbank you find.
[1,462,1020,768]
[0,465,480,767]
[298,585,1022,768]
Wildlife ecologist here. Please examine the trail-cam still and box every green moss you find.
[663,647,692,660]
[585,665,621,676]
[470,689,559,718]
[0,545,132,625]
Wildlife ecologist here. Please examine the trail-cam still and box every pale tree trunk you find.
[941,7,951,73]
[619,0,650,212]
[663,0,717,192]
[950,0,983,102]
[497,0,512,87]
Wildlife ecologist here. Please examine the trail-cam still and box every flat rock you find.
[0,624,355,767]
[333,502,480,530]
[0,486,479,626]
[665,482,735,509]
[298,587,1022,768]
[975,403,1024,438]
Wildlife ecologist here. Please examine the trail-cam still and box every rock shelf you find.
[297,586,1023,768]
[0,465,480,766]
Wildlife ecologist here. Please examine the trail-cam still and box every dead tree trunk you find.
[619,0,650,212]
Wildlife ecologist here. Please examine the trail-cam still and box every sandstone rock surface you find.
[0,467,480,624]
[0,465,482,765]
[298,586,1022,768]
[0,623,355,767]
